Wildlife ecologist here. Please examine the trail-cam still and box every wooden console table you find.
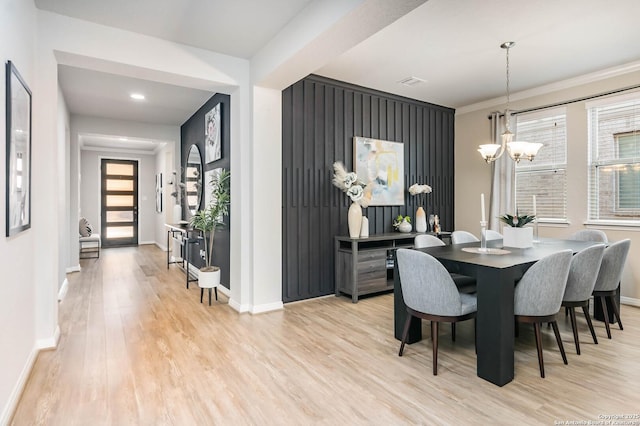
[334,232,450,303]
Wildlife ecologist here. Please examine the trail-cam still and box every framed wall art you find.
[353,136,404,206]
[205,103,221,164]
[5,61,32,237]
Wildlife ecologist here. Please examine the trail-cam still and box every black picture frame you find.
[5,61,32,237]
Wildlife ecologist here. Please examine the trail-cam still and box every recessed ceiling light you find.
[397,76,426,86]
[130,93,145,100]
[119,137,128,141]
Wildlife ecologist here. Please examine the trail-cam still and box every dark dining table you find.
[393,237,597,386]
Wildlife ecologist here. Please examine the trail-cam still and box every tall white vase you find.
[415,206,427,233]
[348,202,363,238]
[173,204,182,223]
[360,216,369,238]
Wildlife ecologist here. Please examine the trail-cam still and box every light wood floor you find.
[11,245,640,425]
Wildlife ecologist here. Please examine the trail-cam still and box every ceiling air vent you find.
[397,76,425,86]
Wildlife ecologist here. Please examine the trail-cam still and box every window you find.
[515,108,567,221]
[588,93,640,222]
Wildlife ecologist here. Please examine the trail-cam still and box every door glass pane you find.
[106,179,133,191]
[106,195,133,207]
[106,226,134,239]
[106,163,134,175]
[106,211,133,223]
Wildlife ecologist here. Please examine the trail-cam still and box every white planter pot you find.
[503,226,533,248]
[198,267,220,289]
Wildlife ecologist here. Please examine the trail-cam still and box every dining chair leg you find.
[609,296,624,331]
[208,288,212,306]
[200,288,204,303]
[451,323,456,342]
[432,321,439,375]
[533,322,545,378]
[599,296,612,339]
[551,321,568,365]
[568,307,580,355]
[214,287,218,301]
[582,305,598,345]
[398,315,412,356]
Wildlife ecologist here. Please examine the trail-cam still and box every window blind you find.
[515,108,567,221]
[588,97,640,221]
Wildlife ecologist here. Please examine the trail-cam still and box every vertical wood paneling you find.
[282,75,455,302]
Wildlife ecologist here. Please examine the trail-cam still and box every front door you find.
[101,159,138,247]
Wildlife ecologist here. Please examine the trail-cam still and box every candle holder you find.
[479,220,488,252]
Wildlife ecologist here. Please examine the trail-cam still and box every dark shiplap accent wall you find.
[282,75,455,302]
[181,93,231,289]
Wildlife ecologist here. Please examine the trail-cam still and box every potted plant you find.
[190,169,230,301]
[393,215,412,233]
[499,211,535,248]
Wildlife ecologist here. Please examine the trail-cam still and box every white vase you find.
[173,204,182,223]
[503,226,533,248]
[360,216,369,238]
[348,202,362,238]
[415,206,427,233]
[398,219,412,233]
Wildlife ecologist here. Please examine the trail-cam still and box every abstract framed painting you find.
[353,136,404,206]
[205,103,221,164]
[5,61,32,237]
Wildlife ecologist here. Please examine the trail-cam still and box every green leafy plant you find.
[393,215,411,230]
[190,169,230,271]
[499,211,535,228]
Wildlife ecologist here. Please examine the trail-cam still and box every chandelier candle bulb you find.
[481,193,486,222]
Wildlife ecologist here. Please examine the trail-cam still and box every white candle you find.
[481,193,486,222]
[532,195,537,217]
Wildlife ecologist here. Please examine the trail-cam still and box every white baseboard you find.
[139,241,155,245]
[58,278,69,301]
[251,301,284,314]
[0,346,39,426]
[36,325,60,350]
[227,297,284,314]
[621,296,640,307]
[155,241,167,251]
[66,265,81,273]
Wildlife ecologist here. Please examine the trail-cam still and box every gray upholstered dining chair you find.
[396,249,477,375]
[561,244,605,354]
[592,239,631,339]
[451,230,479,244]
[569,229,608,243]
[413,234,476,340]
[514,249,573,378]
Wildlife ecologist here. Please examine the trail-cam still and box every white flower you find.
[344,172,357,188]
[409,183,432,195]
[347,184,364,202]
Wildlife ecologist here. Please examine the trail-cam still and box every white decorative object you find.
[348,202,363,238]
[360,216,369,238]
[199,267,220,289]
[173,204,182,223]
[503,226,533,248]
[415,207,427,232]
[398,219,412,233]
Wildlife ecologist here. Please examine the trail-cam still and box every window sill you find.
[538,219,570,228]
[584,220,640,230]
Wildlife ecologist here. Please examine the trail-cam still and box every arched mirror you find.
[185,144,203,216]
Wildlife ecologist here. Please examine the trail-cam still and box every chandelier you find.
[478,42,543,163]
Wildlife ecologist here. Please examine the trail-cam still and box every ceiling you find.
[37,0,640,151]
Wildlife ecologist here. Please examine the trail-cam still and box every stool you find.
[79,234,101,259]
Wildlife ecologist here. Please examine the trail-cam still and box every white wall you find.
[57,85,70,290]
[455,67,640,302]
[0,0,45,423]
